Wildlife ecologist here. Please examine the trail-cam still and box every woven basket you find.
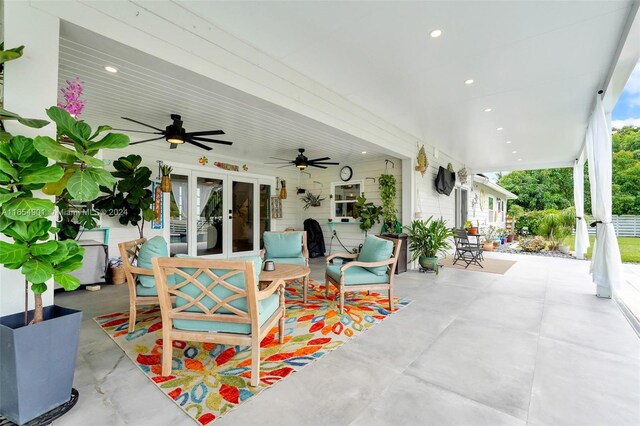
[111,267,125,285]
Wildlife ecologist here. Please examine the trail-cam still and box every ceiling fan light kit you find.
[266,148,339,170]
[115,114,232,151]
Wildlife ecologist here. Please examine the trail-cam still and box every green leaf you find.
[22,165,65,184]
[33,136,78,163]
[0,45,24,63]
[2,220,28,241]
[40,241,69,264]
[75,154,105,167]
[0,142,12,159]
[2,197,54,221]
[88,133,130,152]
[42,166,77,196]
[22,259,55,284]
[84,167,116,189]
[30,240,58,256]
[89,125,112,140]
[46,107,82,141]
[27,218,53,241]
[143,208,157,222]
[67,169,99,202]
[54,273,80,291]
[30,282,47,294]
[74,121,92,141]
[9,135,36,162]
[0,191,22,206]
[0,241,28,266]
[17,117,50,129]
[0,157,17,180]
[0,131,12,143]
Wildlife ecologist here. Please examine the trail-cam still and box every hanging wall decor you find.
[214,161,239,171]
[279,179,287,199]
[447,163,454,172]
[458,166,469,185]
[270,196,283,218]
[415,144,428,176]
[198,156,208,166]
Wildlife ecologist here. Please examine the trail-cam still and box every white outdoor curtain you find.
[197,183,214,218]
[573,157,590,259]
[171,179,188,219]
[585,95,623,298]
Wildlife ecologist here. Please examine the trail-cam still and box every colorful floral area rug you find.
[95,280,411,424]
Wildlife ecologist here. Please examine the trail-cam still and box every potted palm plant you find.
[405,216,454,273]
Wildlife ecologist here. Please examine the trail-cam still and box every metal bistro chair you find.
[453,228,484,269]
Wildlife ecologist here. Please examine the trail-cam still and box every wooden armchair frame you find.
[325,236,402,314]
[152,257,285,386]
[119,238,159,333]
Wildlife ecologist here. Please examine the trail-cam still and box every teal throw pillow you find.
[137,236,168,288]
[357,235,394,276]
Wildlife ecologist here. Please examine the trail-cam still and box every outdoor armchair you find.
[119,236,169,333]
[261,230,309,266]
[152,256,285,386]
[325,235,401,314]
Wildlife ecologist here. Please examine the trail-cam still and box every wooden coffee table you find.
[259,263,311,303]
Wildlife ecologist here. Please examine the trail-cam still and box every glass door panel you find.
[259,184,271,248]
[169,174,189,257]
[231,181,255,254]
[196,177,224,256]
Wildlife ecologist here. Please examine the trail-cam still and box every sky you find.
[612,62,640,128]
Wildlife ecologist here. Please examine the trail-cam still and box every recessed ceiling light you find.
[361,151,367,154]
[511,151,517,154]
[497,127,503,131]
[429,29,443,38]
[517,158,522,161]
[104,66,118,73]
[464,79,474,85]
[484,108,492,112]
[506,141,512,144]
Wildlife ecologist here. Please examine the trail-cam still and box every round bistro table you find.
[259,263,311,303]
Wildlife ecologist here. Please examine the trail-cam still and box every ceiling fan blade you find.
[308,157,330,162]
[277,165,291,169]
[112,128,164,135]
[186,140,213,151]
[264,162,292,165]
[309,164,328,169]
[130,136,165,145]
[269,157,293,161]
[187,130,225,137]
[121,117,165,132]
[170,143,177,150]
[311,161,339,166]
[190,136,233,146]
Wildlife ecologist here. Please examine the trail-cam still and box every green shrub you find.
[515,209,560,236]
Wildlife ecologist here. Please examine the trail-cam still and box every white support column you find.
[573,153,590,260]
[401,157,415,268]
[1,3,60,316]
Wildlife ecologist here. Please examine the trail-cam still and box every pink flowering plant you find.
[57,77,85,117]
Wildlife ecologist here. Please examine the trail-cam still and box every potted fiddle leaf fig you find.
[94,154,157,238]
[0,105,128,424]
[353,193,382,235]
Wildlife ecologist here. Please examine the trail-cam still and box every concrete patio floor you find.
[54,252,640,426]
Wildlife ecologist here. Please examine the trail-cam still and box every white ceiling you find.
[59,1,637,172]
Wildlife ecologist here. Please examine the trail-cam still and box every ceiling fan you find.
[114,114,232,151]
[266,148,339,169]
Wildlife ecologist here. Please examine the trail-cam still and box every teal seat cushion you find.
[326,264,390,285]
[263,232,303,259]
[136,283,158,297]
[137,236,168,288]
[265,256,306,266]
[173,293,279,334]
[357,235,394,276]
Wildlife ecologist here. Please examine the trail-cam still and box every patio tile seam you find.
[402,370,529,423]
[538,333,640,363]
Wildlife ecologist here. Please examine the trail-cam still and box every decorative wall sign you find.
[214,161,239,171]
[151,181,164,229]
[270,196,283,218]
[198,156,208,166]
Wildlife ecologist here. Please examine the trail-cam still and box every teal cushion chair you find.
[262,231,309,266]
[152,256,286,387]
[119,237,170,333]
[325,235,402,314]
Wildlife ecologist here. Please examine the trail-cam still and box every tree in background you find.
[499,126,639,215]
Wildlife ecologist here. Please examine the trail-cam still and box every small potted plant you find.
[482,225,497,251]
[467,220,479,235]
[160,164,173,192]
[405,216,454,273]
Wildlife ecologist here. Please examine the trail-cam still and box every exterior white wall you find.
[0,3,59,316]
[467,183,509,230]
[297,157,403,254]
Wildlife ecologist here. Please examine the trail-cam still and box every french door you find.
[169,169,260,258]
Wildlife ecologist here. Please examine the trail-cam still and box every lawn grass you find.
[565,235,640,263]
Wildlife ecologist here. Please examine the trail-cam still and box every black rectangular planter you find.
[0,305,82,425]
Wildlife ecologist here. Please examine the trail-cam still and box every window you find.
[331,181,362,219]
[487,195,495,223]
